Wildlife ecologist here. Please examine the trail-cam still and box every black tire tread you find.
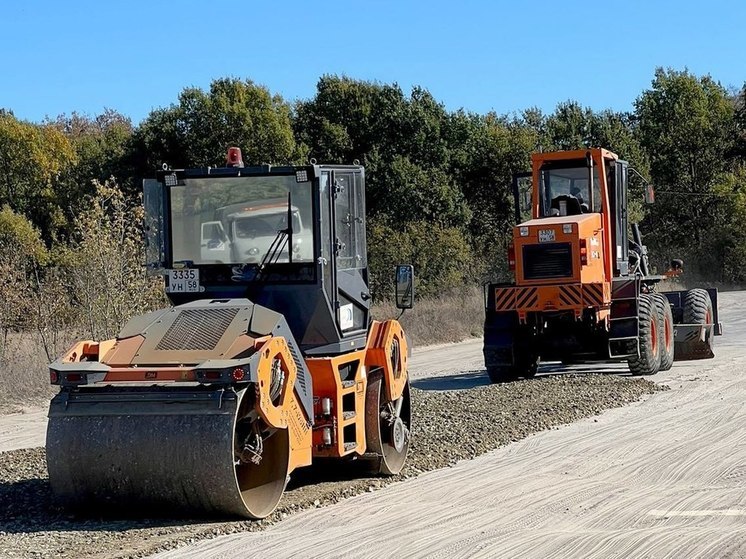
[628,293,662,376]
[654,293,675,371]
[678,288,715,360]
[683,289,712,324]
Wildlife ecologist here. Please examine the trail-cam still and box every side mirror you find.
[644,184,655,204]
[395,264,414,309]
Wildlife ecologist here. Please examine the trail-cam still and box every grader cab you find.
[484,148,722,383]
[46,149,414,518]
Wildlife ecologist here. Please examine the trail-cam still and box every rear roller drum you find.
[364,370,411,475]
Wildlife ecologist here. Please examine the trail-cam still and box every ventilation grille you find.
[155,308,239,351]
[287,341,308,396]
[523,243,573,280]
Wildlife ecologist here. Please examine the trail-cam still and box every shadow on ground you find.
[412,362,633,391]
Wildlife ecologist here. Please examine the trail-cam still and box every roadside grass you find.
[372,286,484,347]
[0,288,485,413]
[0,333,63,414]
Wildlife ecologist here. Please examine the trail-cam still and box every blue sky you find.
[2,0,744,125]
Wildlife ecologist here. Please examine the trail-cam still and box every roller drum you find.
[46,386,290,519]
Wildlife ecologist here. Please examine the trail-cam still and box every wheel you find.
[487,366,518,384]
[364,370,411,475]
[628,293,662,376]
[653,293,674,371]
[678,288,715,359]
[483,323,539,384]
[684,288,713,325]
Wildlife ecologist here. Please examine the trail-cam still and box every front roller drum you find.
[46,387,291,519]
[364,370,411,475]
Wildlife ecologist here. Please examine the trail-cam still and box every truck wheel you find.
[653,293,674,371]
[628,293,662,376]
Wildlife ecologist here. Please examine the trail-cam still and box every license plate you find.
[538,229,556,243]
[167,268,200,293]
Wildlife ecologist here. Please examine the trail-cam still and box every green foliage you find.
[131,78,298,172]
[0,113,78,239]
[0,207,48,344]
[635,68,738,276]
[367,220,475,300]
[2,67,746,333]
[297,76,471,231]
[59,180,165,340]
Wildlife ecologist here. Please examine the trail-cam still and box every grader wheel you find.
[654,293,675,371]
[628,293,662,376]
[675,288,715,360]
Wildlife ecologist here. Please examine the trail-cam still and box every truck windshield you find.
[169,175,314,265]
[540,166,601,216]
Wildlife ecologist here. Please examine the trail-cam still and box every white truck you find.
[200,199,312,264]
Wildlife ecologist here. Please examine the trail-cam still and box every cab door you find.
[331,170,369,335]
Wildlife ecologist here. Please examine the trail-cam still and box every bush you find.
[368,220,476,301]
[57,180,165,340]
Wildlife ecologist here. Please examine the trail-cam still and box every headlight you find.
[247,247,259,255]
[519,226,529,237]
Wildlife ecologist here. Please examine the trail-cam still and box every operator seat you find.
[550,195,583,216]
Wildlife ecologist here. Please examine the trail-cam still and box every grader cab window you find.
[540,166,602,216]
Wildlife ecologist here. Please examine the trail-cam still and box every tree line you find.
[1,67,745,326]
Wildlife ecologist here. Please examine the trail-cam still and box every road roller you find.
[46,148,415,519]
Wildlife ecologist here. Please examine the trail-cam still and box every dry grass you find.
[0,290,486,413]
[0,332,66,413]
[372,287,484,347]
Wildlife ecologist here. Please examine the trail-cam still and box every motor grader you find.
[483,148,722,382]
[46,148,415,519]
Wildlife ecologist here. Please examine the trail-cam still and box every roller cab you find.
[47,149,414,519]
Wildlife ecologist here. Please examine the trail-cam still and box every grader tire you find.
[677,288,715,360]
[683,289,713,325]
[628,294,662,376]
[654,293,675,371]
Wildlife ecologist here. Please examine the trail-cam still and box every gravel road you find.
[151,290,746,559]
[0,292,741,559]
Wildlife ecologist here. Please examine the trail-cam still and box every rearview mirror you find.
[644,184,655,204]
[395,264,414,309]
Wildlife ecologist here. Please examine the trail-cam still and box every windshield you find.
[169,175,313,265]
[540,166,602,216]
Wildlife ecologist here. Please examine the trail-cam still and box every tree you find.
[0,206,48,358]
[0,113,77,239]
[59,180,164,340]
[130,78,299,174]
[635,68,737,275]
